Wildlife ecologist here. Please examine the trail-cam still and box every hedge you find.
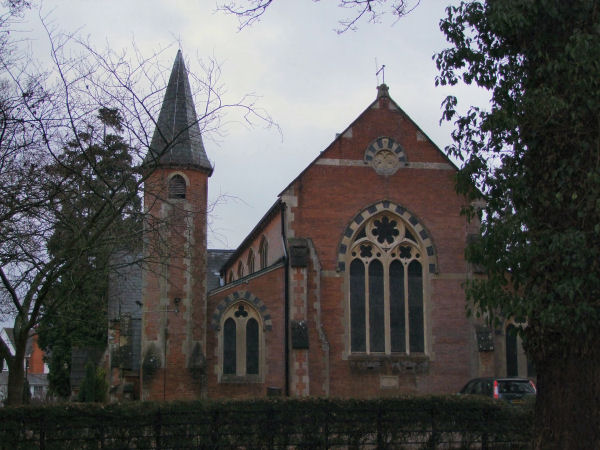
[0,395,533,449]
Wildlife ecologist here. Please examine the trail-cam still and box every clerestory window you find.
[348,213,425,354]
[247,249,255,274]
[259,237,268,269]
[221,302,261,379]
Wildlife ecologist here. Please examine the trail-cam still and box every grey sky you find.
[18,0,488,249]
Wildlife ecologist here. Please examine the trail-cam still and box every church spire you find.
[146,50,212,173]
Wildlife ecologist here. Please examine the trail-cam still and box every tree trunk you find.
[534,345,600,449]
[5,338,26,406]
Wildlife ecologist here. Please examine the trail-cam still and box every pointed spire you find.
[146,50,212,173]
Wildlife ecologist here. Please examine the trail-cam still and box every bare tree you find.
[217,0,420,33]
[0,17,273,405]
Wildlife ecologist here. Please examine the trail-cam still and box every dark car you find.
[459,377,536,404]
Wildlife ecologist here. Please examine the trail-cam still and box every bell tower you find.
[141,51,212,400]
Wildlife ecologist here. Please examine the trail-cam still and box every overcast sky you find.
[17,0,489,249]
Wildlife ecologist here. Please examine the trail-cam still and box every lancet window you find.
[247,249,255,274]
[222,302,261,378]
[259,237,268,269]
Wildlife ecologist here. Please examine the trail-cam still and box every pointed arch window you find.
[259,237,268,269]
[168,174,186,199]
[237,261,244,279]
[221,302,262,379]
[348,213,426,354]
[247,249,255,274]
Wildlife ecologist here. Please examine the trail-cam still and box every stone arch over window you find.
[211,291,273,332]
[364,137,407,176]
[338,201,437,356]
[221,302,261,377]
[212,291,273,381]
[259,236,268,269]
[168,173,187,199]
[237,261,244,279]
[247,249,255,274]
[337,201,437,274]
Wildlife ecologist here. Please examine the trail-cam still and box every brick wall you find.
[140,89,493,401]
[141,167,209,401]
[283,94,479,397]
[28,334,46,375]
[206,266,286,398]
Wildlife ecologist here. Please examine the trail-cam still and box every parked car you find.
[459,377,536,405]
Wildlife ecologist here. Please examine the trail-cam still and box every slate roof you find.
[107,252,143,321]
[219,199,283,275]
[146,50,213,173]
[207,249,235,291]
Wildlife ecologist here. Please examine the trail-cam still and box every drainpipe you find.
[281,202,290,397]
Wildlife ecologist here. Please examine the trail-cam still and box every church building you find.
[107,51,529,402]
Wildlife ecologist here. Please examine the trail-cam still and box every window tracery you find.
[364,137,406,176]
[348,212,425,354]
[221,302,262,379]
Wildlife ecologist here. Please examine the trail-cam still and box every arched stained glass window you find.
[389,260,405,352]
[408,260,424,353]
[347,213,426,354]
[223,318,236,375]
[221,302,262,379]
[246,318,259,375]
[350,259,366,352]
[369,260,385,353]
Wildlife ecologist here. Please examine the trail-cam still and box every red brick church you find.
[107,51,530,401]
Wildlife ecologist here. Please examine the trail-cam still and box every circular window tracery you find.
[337,201,437,275]
[350,213,422,267]
[364,137,407,176]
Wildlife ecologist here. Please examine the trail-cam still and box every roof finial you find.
[376,64,386,85]
[377,83,389,99]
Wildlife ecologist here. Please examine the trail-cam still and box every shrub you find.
[0,395,533,449]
